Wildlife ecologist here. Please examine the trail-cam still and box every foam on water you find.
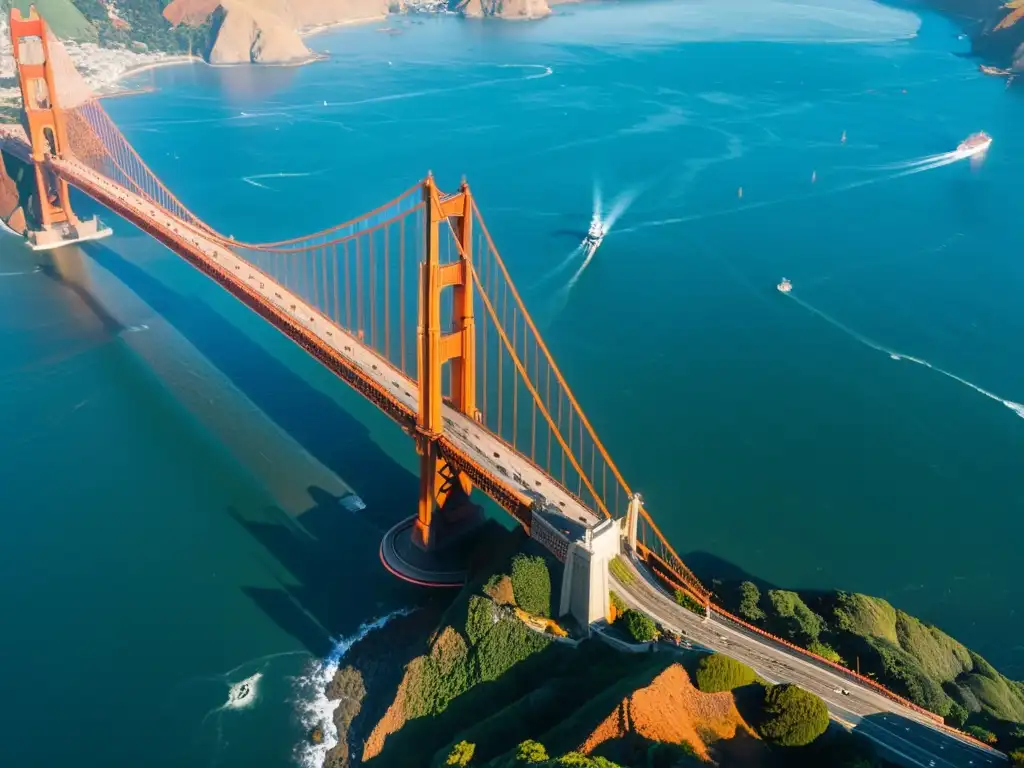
[293,609,411,768]
[785,292,1024,422]
[223,672,262,711]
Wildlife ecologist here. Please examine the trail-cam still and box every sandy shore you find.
[301,14,389,39]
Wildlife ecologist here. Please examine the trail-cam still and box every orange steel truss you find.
[414,176,477,549]
[9,7,79,230]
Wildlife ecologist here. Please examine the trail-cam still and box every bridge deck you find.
[0,128,601,536]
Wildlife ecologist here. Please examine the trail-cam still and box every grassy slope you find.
[7,0,97,41]
[724,583,1024,728]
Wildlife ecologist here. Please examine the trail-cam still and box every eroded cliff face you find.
[458,0,552,20]
[208,0,313,64]
[165,0,391,64]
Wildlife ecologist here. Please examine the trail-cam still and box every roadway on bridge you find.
[1,129,1000,768]
[613,556,1002,768]
[0,129,602,542]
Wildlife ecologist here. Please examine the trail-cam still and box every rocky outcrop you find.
[458,0,552,20]
[914,0,1024,71]
[164,0,389,31]
[164,0,391,64]
[207,1,314,64]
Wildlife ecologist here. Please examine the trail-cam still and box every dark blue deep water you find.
[1,1,1022,764]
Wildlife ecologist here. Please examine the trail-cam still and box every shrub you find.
[622,609,658,643]
[694,653,757,693]
[557,754,624,767]
[768,590,825,642]
[446,740,475,766]
[516,739,549,763]
[674,589,704,616]
[646,741,697,767]
[608,556,635,586]
[965,725,998,744]
[466,595,495,645]
[1009,748,1024,767]
[758,683,830,747]
[738,581,766,621]
[945,700,968,728]
[808,640,843,665]
[511,554,551,617]
[475,616,551,682]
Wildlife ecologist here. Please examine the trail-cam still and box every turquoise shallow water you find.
[1,0,1023,764]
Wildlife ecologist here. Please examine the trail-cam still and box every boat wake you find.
[242,171,320,191]
[784,291,1024,421]
[558,182,639,294]
[293,609,412,768]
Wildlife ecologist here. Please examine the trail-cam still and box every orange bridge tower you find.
[9,7,110,250]
[380,175,484,587]
[413,175,479,550]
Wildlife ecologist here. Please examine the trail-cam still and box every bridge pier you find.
[9,8,111,252]
[559,518,620,634]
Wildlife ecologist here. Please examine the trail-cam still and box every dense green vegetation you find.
[693,653,757,693]
[716,578,1024,745]
[510,554,552,617]
[757,683,830,747]
[608,556,635,586]
[2,0,216,54]
[3,0,97,41]
[672,589,703,616]
[621,609,658,643]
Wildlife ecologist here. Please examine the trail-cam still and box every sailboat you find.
[841,130,847,144]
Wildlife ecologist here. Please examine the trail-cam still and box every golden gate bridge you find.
[1,9,1009,760]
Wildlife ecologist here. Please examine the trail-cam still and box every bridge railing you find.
[39,16,720,643]
[462,200,635,524]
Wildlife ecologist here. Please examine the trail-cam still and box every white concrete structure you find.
[559,517,620,634]
[624,492,641,553]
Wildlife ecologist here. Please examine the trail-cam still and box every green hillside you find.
[2,0,213,54]
[721,580,1024,748]
[3,0,97,41]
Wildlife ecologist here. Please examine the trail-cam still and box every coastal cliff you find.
[206,1,313,65]
[913,0,1024,71]
[166,0,390,64]
[457,0,553,21]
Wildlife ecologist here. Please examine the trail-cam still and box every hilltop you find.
[317,529,879,768]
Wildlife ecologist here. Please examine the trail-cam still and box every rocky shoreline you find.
[320,603,446,768]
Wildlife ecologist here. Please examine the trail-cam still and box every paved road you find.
[613,554,1004,768]
[0,129,598,541]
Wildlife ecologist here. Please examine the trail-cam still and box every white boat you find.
[583,215,604,254]
[777,277,792,293]
[956,131,992,156]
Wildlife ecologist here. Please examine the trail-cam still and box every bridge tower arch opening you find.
[413,175,479,551]
[8,8,111,250]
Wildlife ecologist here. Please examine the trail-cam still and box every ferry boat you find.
[956,131,992,156]
[777,277,792,293]
[583,215,604,254]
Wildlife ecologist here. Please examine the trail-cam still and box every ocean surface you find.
[1,0,1022,764]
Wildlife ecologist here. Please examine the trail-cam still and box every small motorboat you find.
[777,277,792,293]
[956,131,992,156]
[583,215,604,254]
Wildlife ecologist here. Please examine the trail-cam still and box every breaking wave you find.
[293,609,412,768]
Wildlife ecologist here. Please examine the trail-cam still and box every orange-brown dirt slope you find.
[580,663,763,764]
[162,0,221,26]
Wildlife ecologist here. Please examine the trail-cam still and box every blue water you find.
[2,0,1023,764]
